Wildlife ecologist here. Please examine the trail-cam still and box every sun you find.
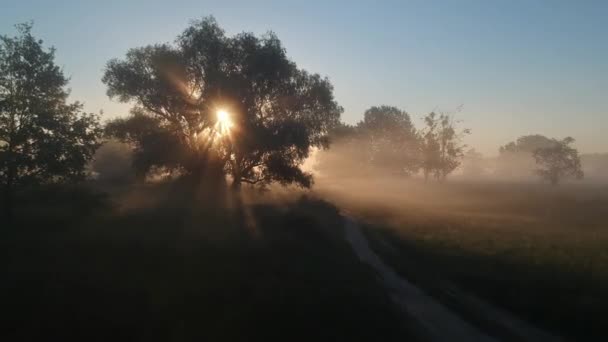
[216,109,233,136]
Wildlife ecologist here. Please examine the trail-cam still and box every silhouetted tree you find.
[533,137,583,185]
[496,134,554,179]
[0,23,101,220]
[357,106,420,175]
[105,108,189,180]
[499,134,555,154]
[103,17,342,189]
[420,112,469,181]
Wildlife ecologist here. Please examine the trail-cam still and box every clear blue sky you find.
[2,0,607,155]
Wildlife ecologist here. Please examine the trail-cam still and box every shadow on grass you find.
[1,183,420,341]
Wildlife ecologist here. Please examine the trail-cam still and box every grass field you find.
[1,181,421,341]
[4,177,607,340]
[317,177,608,340]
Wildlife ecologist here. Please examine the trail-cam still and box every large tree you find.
[103,17,342,189]
[0,23,101,219]
[533,137,583,185]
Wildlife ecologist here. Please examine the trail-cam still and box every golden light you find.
[216,109,233,136]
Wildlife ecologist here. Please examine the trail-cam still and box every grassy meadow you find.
[317,177,608,340]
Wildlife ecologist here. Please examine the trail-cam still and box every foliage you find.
[314,106,421,178]
[420,112,469,181]
[357,106,420,175]
[533,137,583,185]
[103,17,342,189]
[495,134,554,179]
[499,134,555,154]
[0,23,101,217]
[104,108,189,179]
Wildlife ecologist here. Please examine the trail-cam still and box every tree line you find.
[314,106,471,182]
[0,18,585,220]
[316,109,586,186]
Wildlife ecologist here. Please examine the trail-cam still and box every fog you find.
[303,136,608,232]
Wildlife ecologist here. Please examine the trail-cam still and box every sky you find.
[1,0,607,156]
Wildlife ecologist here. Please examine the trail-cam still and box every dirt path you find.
[343,217,561,342]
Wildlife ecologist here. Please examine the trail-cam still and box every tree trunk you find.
[3,175,14,224]
[3,148,16,223]
[230,154,242,192]
[231,178,241,191]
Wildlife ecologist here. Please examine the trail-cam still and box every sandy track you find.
[344,217,562,342]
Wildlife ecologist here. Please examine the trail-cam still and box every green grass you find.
[326,179,608,340]
[1,182,420,341]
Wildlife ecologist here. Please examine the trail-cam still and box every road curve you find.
[344,216,498,342]
[344,216,562,342]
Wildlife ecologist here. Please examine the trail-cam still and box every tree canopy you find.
[533,137,583,185]
[315,107,471,181]
[499,134,555,154]
[497,134,560,179]
[420,112,469,181]
[103,17,342,189]
[0,23,101,218]
[357,106,419,175]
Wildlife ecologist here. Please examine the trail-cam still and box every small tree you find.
[533,137,583,185]
[0,23,102,219]
[420,112,469,181]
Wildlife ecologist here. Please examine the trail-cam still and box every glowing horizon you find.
[3,1,606,156]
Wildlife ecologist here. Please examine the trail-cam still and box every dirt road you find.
[343,217,561,342]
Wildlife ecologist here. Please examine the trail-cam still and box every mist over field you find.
[3,3,608,341]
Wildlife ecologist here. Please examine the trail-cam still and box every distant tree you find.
[357,106,419,175]
[462,148,485,178]
[533,137,583,185]
[103,17,342,189]
[0,23,102,220]
[420,112,469,181]
[499,134,555,154]
[496,134,554,179]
